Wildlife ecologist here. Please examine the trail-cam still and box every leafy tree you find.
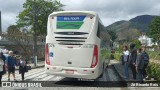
[5,25,33,60]
[7,25,21,35]
[147,16,160,45]
[16,0,64,35]
[132,39,142,49]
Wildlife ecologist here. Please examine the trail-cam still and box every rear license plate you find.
[65,70,74,74]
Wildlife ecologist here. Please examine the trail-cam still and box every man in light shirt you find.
[123,46,130,79]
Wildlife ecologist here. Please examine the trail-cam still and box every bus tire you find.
[99,63,104,78]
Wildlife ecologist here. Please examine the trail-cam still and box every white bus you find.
[45,11,111,79]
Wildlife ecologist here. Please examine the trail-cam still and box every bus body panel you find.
[48,44,94,68]
[45,63,100,79]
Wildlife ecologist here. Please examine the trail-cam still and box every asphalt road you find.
[1,63,159,90]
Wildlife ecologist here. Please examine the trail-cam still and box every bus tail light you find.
[91,45,98,68]
[45,43,50,65]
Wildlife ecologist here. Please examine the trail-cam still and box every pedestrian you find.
[129,43,137,80]
[3,49,9,59]
[0,52,6,74]
[136,48,144,83]
[6,51,17,81]
[0,53,5,85]
[122,46,130,79]
[142,47,149,80]
[18,56,26,81]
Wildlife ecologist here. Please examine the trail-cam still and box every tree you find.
[16,0,64,35]
[107,30,117,42]
[132,39,141,49]
[147,16,160,45]
[5,25,34,60]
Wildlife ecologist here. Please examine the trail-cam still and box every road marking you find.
[40,75,55,81]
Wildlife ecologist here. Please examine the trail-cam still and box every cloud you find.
[60,0,160,26]
[0,0,25,32]
[0,0,160,32]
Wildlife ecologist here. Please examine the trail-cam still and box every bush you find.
[114,53,121,61]
[147,62,160,80]
[148,51,160,60]
[101,49,111,60]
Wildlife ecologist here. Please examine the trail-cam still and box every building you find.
[138,32,157,47]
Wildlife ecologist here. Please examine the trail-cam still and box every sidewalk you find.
[15,61,45,70]
[111,59,157,82]
[27,61,45,69]
[110,60,133,81]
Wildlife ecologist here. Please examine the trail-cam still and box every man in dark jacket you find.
[129,43,137,80]
[142,47,149,79]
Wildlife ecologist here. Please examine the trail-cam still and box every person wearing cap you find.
[129,43,137,80]
[6,51,17,81]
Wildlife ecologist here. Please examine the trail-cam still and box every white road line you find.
[2,68,45,81]
[31,74,48,81]
[50,76,64,81]
[25,72,46,80]
[40,75,55,81]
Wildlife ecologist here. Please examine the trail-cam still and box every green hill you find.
[106,15,156,32]
[106,15,157,40]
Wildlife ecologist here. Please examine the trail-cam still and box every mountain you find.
[106,15,156,33]
[106,15,157,40]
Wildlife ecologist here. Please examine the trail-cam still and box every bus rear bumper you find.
[45,65,100,79]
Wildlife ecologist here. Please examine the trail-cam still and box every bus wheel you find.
[98,64,104,78]
[99,72,103,78]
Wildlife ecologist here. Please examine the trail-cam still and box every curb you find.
[112,63,126,81]
[31,65,45,69]
[105,60,125,81]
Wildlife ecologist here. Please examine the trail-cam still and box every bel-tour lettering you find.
[63,17,80,21]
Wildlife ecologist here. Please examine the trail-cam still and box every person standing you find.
[136,48,144,83]
[18,57,26,81]
[6,51,17,81]
[0,52,6,74]
[129,43,137,80]
[123,46,130,79]
[0,53,4,85]
[3,49,9,59]
[142,47,149,80]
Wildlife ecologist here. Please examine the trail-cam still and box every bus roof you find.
[49,11,97,17]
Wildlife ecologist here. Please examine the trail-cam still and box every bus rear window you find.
[56,16,86,29]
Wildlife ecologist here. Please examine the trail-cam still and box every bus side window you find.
[97,23,100,38]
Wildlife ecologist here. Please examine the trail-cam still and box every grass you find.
[147,51,160,60]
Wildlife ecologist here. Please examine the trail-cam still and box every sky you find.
[0,0,160,32]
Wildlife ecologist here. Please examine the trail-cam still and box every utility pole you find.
[33,0,37,66]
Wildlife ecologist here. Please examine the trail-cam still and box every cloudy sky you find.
[0,0,160,32]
